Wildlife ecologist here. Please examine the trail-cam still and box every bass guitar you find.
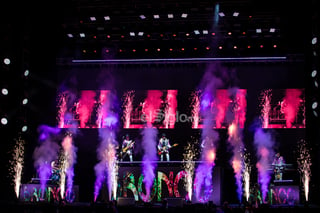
[158,143,178,155]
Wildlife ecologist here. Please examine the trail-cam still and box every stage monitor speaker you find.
[166,198,184,207]
[117,197,135,206]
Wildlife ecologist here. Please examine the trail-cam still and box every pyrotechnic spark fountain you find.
[57,92,67,128]
[227,123,244,202]
[253,127,275,202]
[182,137,199,201]
[140,90,161,202]
[59,133,77,199]
[122,90,135,128]
[242,149,251,202]
[297,139,312,202]
[96,90,110,128]
[163,90,177,128]
[33,125,61,198]
[94,128,118,202]
[190,90,201,128]
[259,89,272,128]
[8,136,25,198]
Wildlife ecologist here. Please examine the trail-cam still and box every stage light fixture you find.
[1,117,8,125]
[24,70,29,76]
[233,45,237,49]
[79,33,85,38]
[139,15,146,20]
[3,58,10,65]
[194,30,200,35]
[311,70,317,78]
[130,32,135,36]
[104,16,110,21]
[138,32,144,36]
[312,101,318,110]
[315,80,318,88]
[312,37,317,45]
[273,44,277,48]
[168,14,174,18]
[1,88,8,95]
[228,32,232,35]
[218,12,225,17]
[270,28,276,33]
[67,34,73,38]
[90,16,96,21]
[233,12,239,17]
[203,30,208,34]
[181,13,188,18]
[22,98,28,105]
[153,14,160,19]
[256,29,262,33]
[22,125,28,132]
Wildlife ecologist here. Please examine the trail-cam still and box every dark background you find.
[0,0,319,206]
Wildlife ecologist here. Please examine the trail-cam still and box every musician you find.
[158,133,172,161]
[121,134,134,162]
[272,152,285,180]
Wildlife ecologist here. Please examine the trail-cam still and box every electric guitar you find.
[158,143,178,155]
[121,140,135,153]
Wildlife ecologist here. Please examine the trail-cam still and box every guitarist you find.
[157,133,172,161]
[121,134,135,162]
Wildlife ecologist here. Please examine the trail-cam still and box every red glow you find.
[78,90,96,128]
[259,147,269,158]
[107,35,110,38]
[93,35,96,39]
[186,33,190,36]
[143,90,163,125]
[194,47,197,50]
[105,49,109,53]
[247,45,251,49]
[173,34,176,37]
[181,48,185,51]
[219,46,223,49]
[163,90,178,129]
[206,46,210,50]
[211,32,215,36]
[228,32,232,35]
[260,45,264,48]
[132,49,136,52]
[215,90,231,128]
[242,32,246,35]
[282,89,302,128]
[234,89,247,128]
[206,149,216,163]
[233,46,237,49]
[169,48,173,51]
[96,90,110,128]
[160,34,164,37]
[157,48,161,51]
[145,49,149,52]
[273,44,277,48]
